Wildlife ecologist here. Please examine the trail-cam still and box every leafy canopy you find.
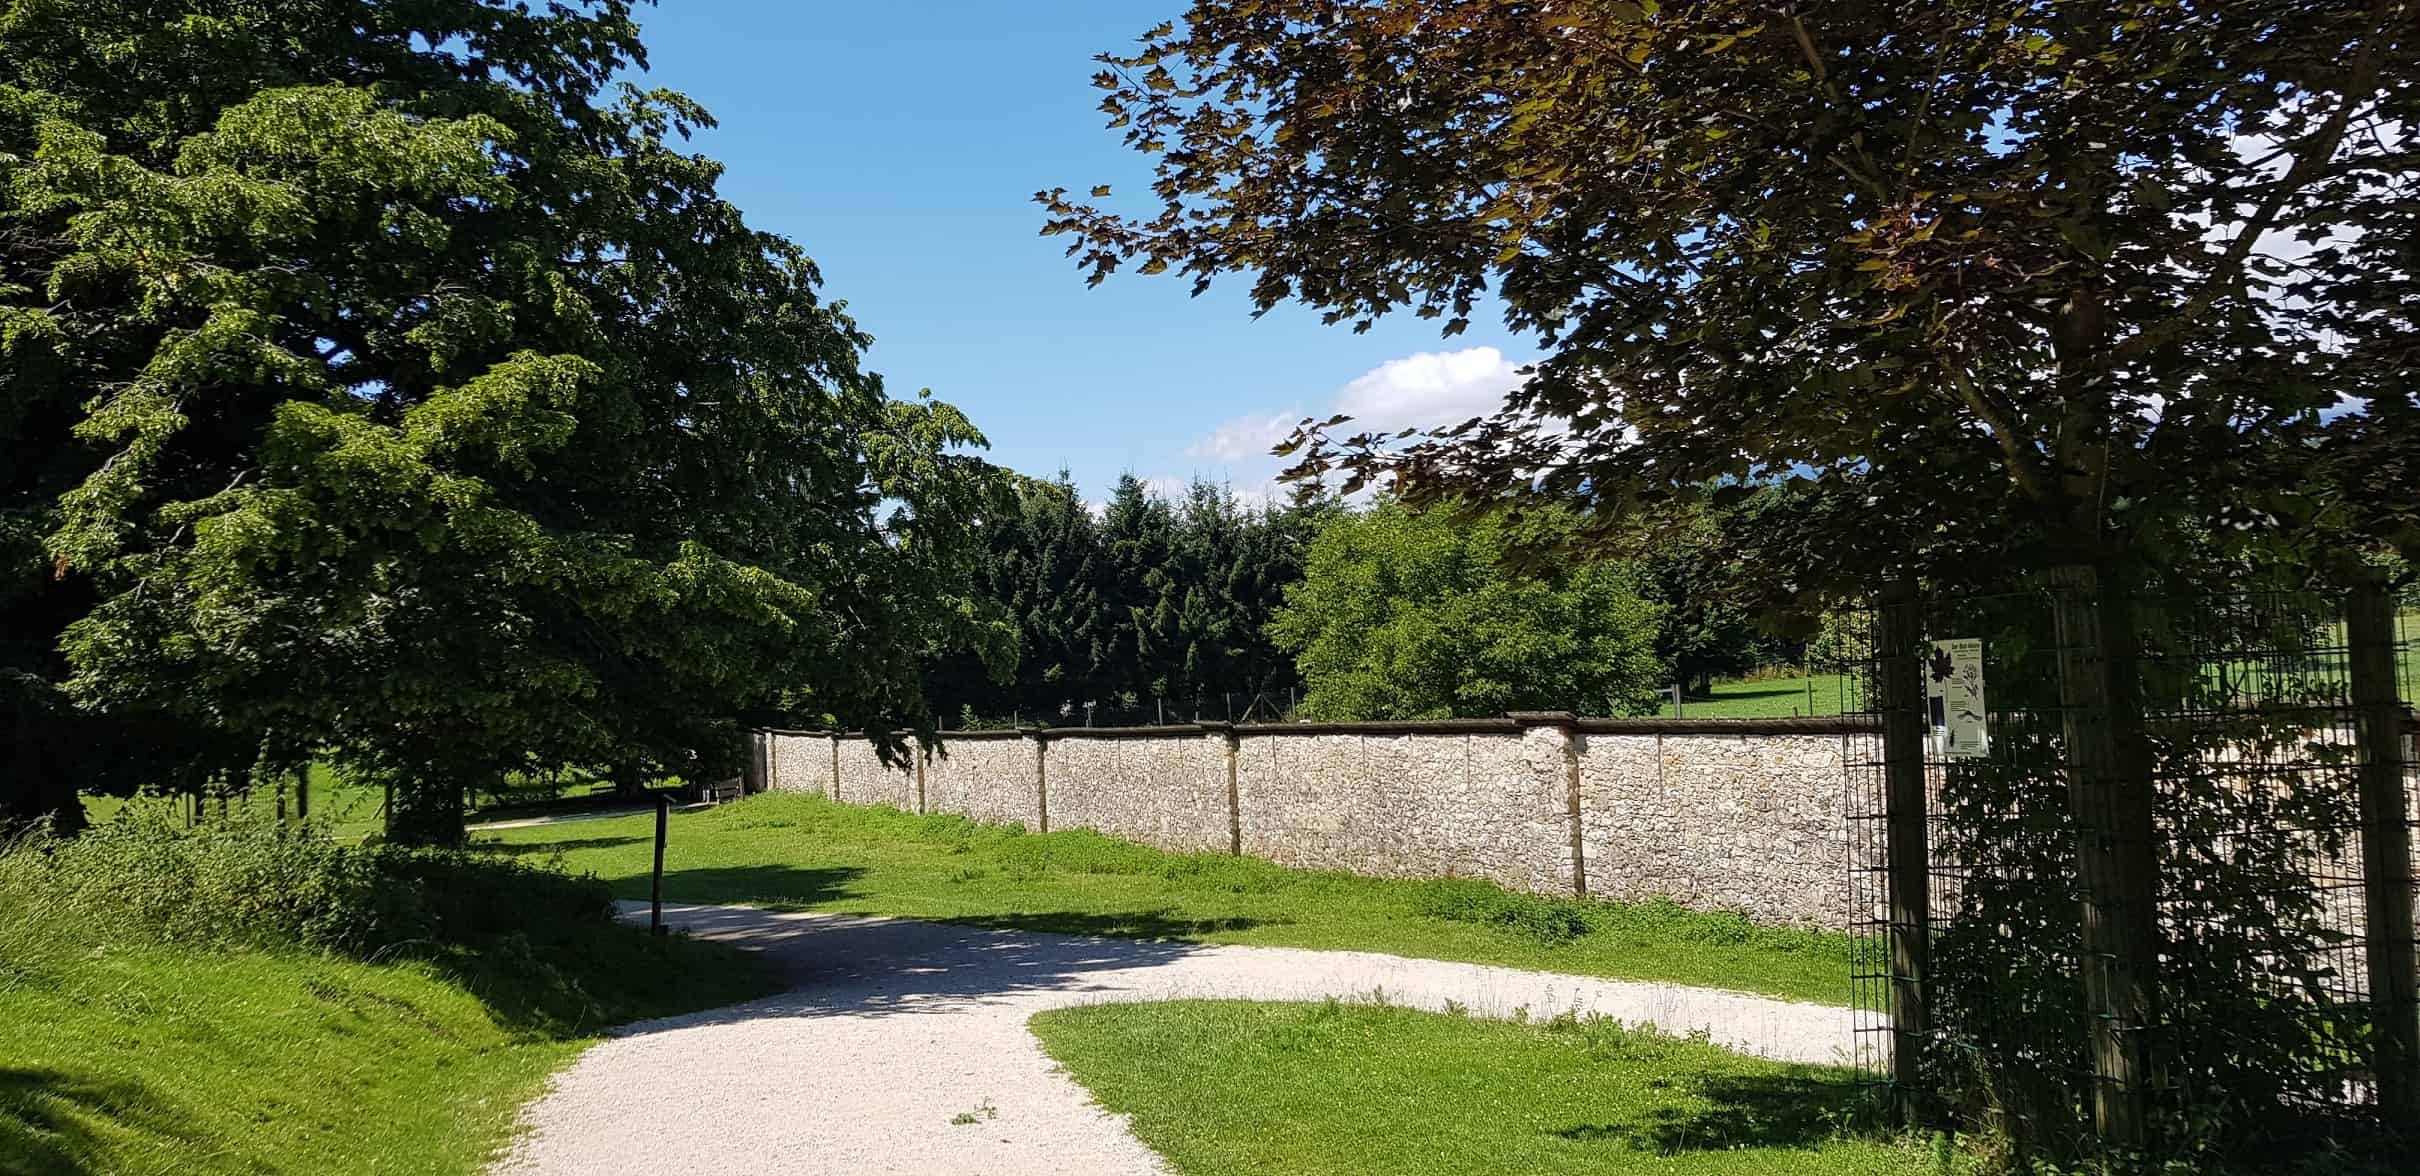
[1042,1,2419,595]
[925,473,1327,726]
[1269,501,1665,720]
[1,0,1008,838]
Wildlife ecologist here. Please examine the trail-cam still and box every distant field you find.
[1657,673,1855,720]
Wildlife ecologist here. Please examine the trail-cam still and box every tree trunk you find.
[3,689,87,835]
[387,777,467,846]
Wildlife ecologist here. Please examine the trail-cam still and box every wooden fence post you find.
[1876,583,1931,1113]
[2347,581,2419,1125]
[829,735,841,801]
[2047,564,2158,1152]
[915,744,928,814]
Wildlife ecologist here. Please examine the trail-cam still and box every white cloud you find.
[1184,346,1526,466]
[1333,346,1526,433]
[1184,411,1302,461]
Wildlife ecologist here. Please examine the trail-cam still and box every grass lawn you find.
[1030,1000,1940,1176]
[0,929,777,1176]
[479,793,1858,1005]
[76,766,648,842]
[1658,672,1856,719]
[77,763,392,840]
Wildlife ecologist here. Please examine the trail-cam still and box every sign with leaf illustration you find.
[1928,639,1988,758]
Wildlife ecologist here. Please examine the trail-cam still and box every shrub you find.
[0,804,614,958]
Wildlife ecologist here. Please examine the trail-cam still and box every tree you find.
[1042,6,2418,1160]
[1641,487,1799,696]
[1,0,1008,840]
[1040,2,2418,595]
[1269,501,1664,720]
[923,474,1321,725]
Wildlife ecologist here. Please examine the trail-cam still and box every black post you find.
[2347,580,2418,1124]
[650,793,670,936]
[1877,582,1932,1117]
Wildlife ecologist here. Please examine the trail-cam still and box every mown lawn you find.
[1658,672,1857,719]
[1030,1000,1941,1176]
[479,792,1859,1005]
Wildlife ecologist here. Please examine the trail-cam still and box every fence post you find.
[1031,729,1050,833]
[829,734,841,801]
[915,744,928,814]
[1876,582,1931,1115]
[2347,581,2419,1125]
[2047,564,2158,1152]
[743,730,767,796]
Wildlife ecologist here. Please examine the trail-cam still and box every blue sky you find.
[629,1,1532,503]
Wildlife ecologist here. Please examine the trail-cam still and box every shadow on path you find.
[620,903,1212,1028]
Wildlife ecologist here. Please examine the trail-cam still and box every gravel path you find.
[493,903,1860,1176]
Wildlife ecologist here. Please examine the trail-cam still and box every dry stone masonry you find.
[757,714,1868,928]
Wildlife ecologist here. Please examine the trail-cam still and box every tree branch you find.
[2102,3,2393,370]
[1948,366,2057,504]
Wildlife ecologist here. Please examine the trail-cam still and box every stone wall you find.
[922,735,1040,829]
[1578,732,1849,927]
[1235,727,1576,895]
[834,737,914,811]
[755,715,1863,928]
[1043,733,1232,853]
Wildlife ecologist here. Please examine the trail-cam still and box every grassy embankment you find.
[1031,999,1942,1176]
[0,806,781,1175]
[481,792,1859,1005]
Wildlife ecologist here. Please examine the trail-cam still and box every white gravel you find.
[492,903,1860,1176]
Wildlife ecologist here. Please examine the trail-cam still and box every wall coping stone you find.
[761,714,1882,741]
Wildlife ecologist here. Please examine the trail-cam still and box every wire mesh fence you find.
[1844,576,2418,1166]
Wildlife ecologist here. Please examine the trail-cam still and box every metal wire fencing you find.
[1845,576,2417,1168]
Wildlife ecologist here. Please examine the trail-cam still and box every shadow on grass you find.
[468,786,684,825]
[1556,1070,1872,1154]
[648,865,865,911]
[425,922,788,1040]
[477,835,650,857]
[937,909,1271,940]
[0,1068,190,1176]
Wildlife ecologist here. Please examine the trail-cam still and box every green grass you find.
[0,927,777,1175]
[78,764,390,838]
[1030,999,1942,1176]
[76,767,648,843]
[1658,672,1855,719]
[0,822,785,1175]
[479,792,1858,1005]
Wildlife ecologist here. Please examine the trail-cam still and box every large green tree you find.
[924,474,1320,725]
[1269,501,1664,720]
[1041,1,2418,596]
[1,0,1007,840]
